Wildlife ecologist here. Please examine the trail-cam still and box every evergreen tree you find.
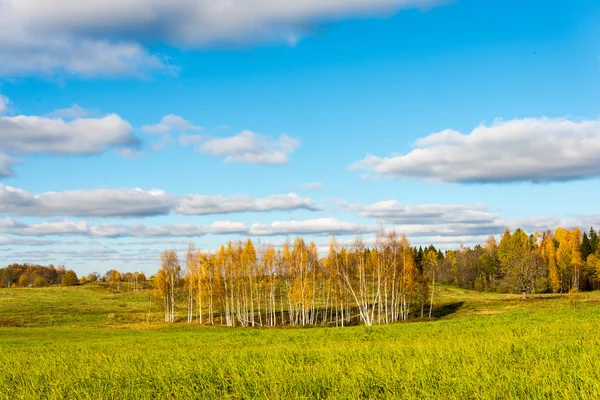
[581,232,593,260]
[590,227,598,254]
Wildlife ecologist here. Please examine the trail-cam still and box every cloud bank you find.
[0,184,322,218]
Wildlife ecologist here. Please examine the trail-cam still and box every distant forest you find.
[2,226,599,327]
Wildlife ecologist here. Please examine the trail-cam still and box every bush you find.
[79,276,88,285]
[62,270,78,286]
[18,274,30,287]
[33,277,47,287]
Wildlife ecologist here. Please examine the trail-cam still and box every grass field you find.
[1,285,600,399]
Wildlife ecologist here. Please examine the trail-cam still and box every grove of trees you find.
[0,264,69,288]
[152,226,600,327]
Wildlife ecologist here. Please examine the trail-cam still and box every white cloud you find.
[350,117,600,183]
[0,154,18,178]
[0,113,137,155]
[0,237,57,246]
[339,200,507,237]
[0,217,248,238]
[250,218,371,236]
[142,114,201,134]
[0,35,171,78]
[0,184,323,218]
[0,218,89,236]
[344,201,499,225]
[177,193,321,215]
[0,95,9,114]
[0,185,176,218]
[0,0,442,76]
[89,221,248,238]
[387,222,505,238]
[0,101,139,176]
[89,221,249,238]
[142,115,202,151]
[48,104,89,119]
[200,131,301,165]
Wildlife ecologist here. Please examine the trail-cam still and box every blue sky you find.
[0,0,599,274]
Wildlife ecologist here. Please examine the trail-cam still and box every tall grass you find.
[1,286,599,399]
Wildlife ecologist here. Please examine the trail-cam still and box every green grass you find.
[1,284,599,399]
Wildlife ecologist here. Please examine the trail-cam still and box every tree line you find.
[0,263,147,289]
[2,226,599,327]
[153,226,600,327]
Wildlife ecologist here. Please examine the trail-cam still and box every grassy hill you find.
[1,284,599,399]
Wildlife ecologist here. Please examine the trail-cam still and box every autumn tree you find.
[555,228,583,292]
[18,274,30,287]
[422,249,439,319]
[33,277,47,287]
[156,250,181,323]
[499,229,547,294]
[62,270,78,286]
[540,231,560,293]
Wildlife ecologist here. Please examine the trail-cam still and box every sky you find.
[0,0,599,275]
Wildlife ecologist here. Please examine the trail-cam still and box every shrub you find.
[62,270,78,286]
[18,274,30,287]
[33,277,47,287]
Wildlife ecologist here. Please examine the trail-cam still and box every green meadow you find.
[1,285,599,399]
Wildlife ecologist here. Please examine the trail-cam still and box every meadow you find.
[1,284,599,399]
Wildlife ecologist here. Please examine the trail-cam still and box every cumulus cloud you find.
[200,131,301,165]
[350,117,600,183]
[142,114,201,134]
[0,218,89,236]
[0,184,323,218]
[177,193,321,215]
[0,113,137,155]
[142,114,202,151]
[0,96,140,177]
[0,35,171,78]
[0,185,176,218]
[0,154,18,178]
[0,0,442,77]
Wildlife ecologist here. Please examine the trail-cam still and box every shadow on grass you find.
[431,301,465,319]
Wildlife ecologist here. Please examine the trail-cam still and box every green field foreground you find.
[1,286,600,399]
